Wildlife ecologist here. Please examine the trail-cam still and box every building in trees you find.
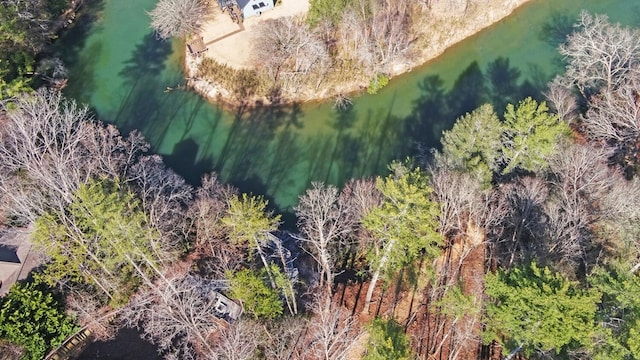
[211,290,243,322]
[218,0,274,20]
[0,233,32,295]
[238,0,274,18]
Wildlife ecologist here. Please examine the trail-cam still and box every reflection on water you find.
[56,0,640,213]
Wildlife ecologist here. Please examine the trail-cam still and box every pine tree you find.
[364,318,411,360]
[361,165,443,314]
[484,262,600,357]
[589,264,640,359]
[33,179,161,305]
[501,97,570,175]
[440,104,503,186]
[227,268,283,320]
[222,193,281,287]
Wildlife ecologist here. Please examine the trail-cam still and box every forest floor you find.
[333,222,489,359]
[198,0,310,69]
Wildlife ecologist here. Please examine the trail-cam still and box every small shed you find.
[211,291,243,322]
[187,37,207,57]
[236,0,274,19]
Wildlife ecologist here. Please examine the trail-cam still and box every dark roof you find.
[0,245,19,264]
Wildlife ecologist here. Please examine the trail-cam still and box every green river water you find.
[57,0,640,213]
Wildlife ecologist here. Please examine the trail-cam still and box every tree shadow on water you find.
[405,57,548,153]
[487,57,522,111]
[55,0,106,104]
[113,33,173,131]
[209,101,306,212]
[163,138,214,185]
[539,12,576,72]
[539,12,575,49]
[120,33,172,80]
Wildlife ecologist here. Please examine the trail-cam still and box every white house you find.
[236,0,274,19]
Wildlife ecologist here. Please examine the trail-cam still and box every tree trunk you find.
[320,252,333,299]
[256,242,277,288]
[362,239,395,314]
[505,344,523,360]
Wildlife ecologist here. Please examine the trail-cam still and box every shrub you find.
[367,73,390,95]
[0,282,77,360]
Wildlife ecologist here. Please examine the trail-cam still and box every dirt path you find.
[199,0,309,69]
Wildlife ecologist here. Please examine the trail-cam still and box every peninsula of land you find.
[186,0,533,106]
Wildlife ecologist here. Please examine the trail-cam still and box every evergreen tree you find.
[484,262,600,357]
[222,193,281,287]
[361,164,443,314]
[0,282,77,360]
[364,318,411,360]
[33,179,161,305]
[501,97,570,175]
[440,104,503,186]
[306,0,348,27]
[589,265,640,359]
[227,268,283,320]
[0,0,70,98]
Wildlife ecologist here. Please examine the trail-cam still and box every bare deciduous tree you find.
[369,0,411,68]
[544,144,637,271]
[262,317,306,359]
[428,166,484,239]
[148,0,211,39]
[305,296,363,360]
[122,275,222,360]
[491,177,548,268]
[341,178,382,221]
[544,76,578,123]
[295,182,355,297]
[0,90,146,224]
[130,155,194,265]
[251,16,329,91]
[338,0,412,72]
[66,286,119,341]
[210,319,263,360]
[581,82,640,171]
[560,11,640,96]
[186,173,239,277]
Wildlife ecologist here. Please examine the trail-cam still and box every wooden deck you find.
[187,37,207,57]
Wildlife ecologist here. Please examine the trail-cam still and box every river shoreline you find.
[184,0,534,108]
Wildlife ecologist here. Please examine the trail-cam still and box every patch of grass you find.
[198,58,270,98]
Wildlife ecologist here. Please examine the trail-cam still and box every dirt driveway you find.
[199,0,309,69]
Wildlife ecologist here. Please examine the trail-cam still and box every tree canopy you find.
[589,265,640,359]
[440,104,503,186]
[484,262,600,357]
[501,97,570,175]
[148,0,211,39]
[0,0,70,99]
[361,165,443,313]
[364,318,411,360]
[227,268,283,320]
[0,282,77,360]
[33,178,160,306]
